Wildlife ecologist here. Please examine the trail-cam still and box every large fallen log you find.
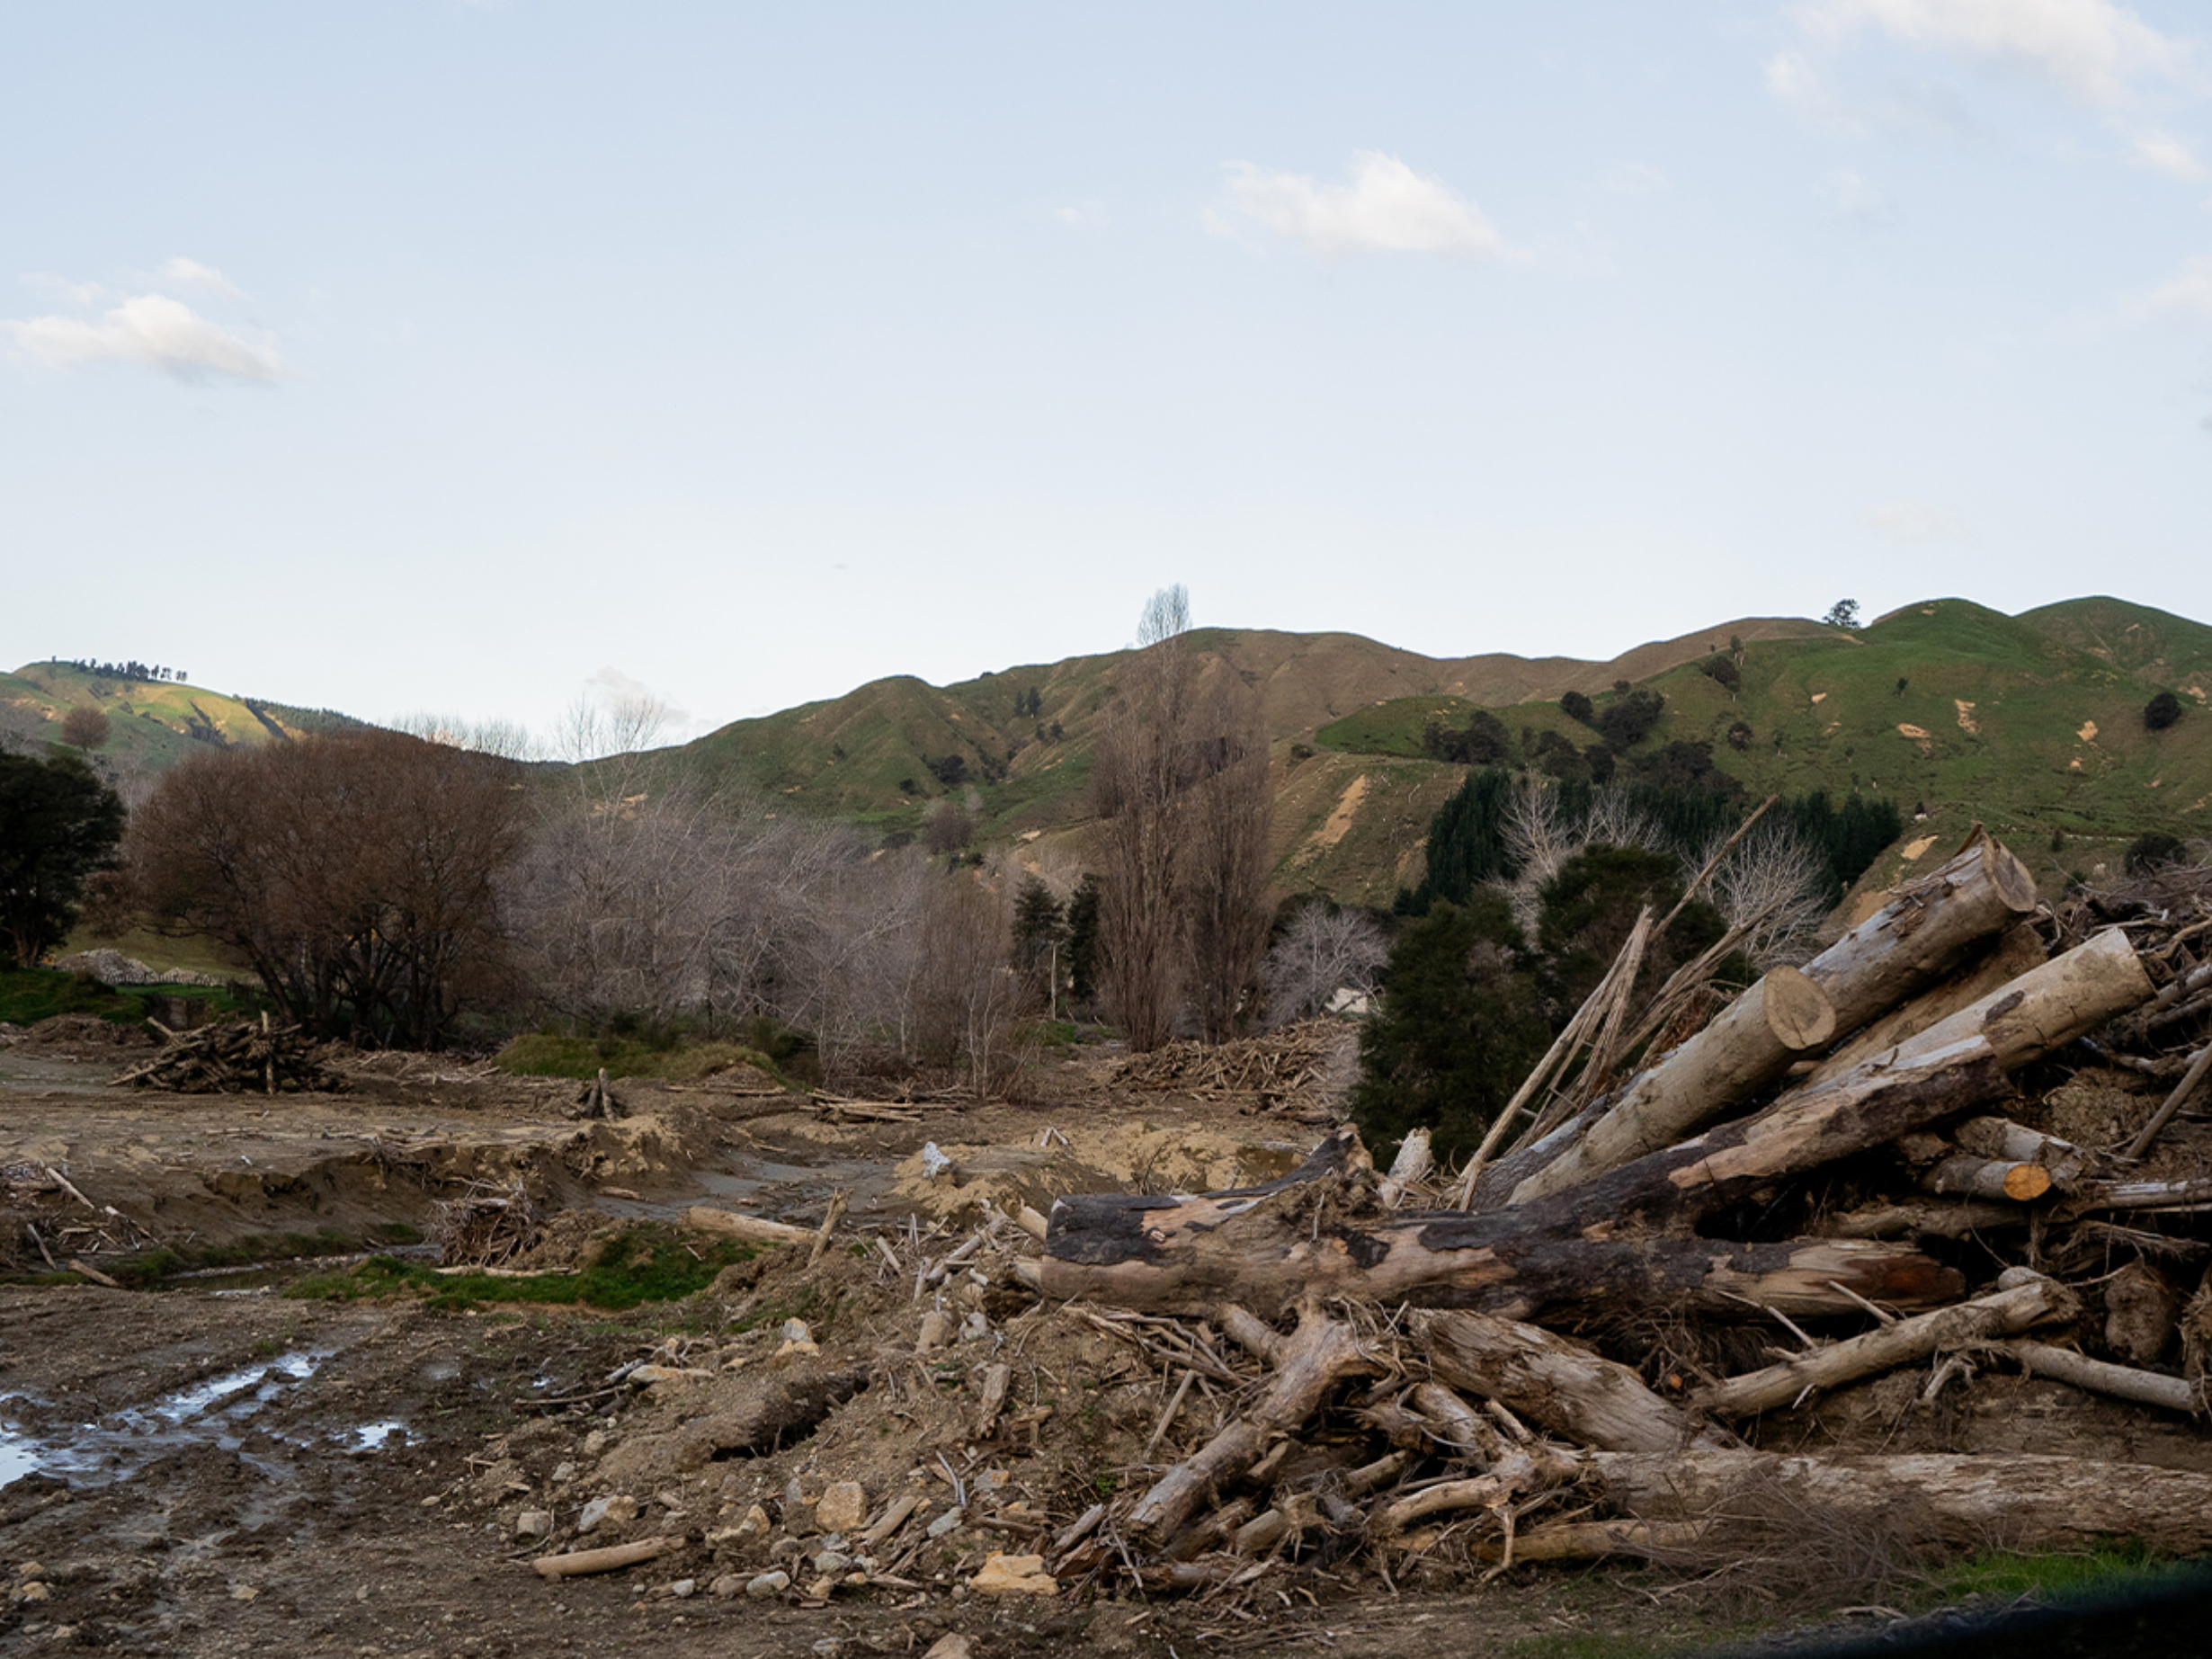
[1049,1039,2006,1320]
[1044,1128,1962,1321]
[1807,923,2047,1083]
[1803,926,2152,1087]
[1583,1449,2212,1555]
[1414,1309,1732,1451]
[1511,831,2038,1201]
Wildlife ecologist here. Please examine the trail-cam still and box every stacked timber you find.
[1022,831,2212,1592]
[110,1014,344,1094]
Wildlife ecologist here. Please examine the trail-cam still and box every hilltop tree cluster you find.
[58,657,186,684]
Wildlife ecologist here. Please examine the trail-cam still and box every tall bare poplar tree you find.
[1092,587,1273,1050]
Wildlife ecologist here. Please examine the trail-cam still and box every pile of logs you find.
[110,1014,344,1094]
[1030,830,2212,1590]
[1111,1021,1342,1109]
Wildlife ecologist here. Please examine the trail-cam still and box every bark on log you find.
[1807,923,2048,1084]
[1372,1444,1582,1535]
[1046,1111,1975,1321]
[1475,1518,1709,1563]
[1512,831,2038,1201]
[1121,1301,1375,1544]
[1806,927,2152,1088]
[1692,1275,2079,1417]
[1828,1200,2027,1239]
[2002,1341,2204,1414]
[682,1206,816,1244]
[1584,1449,2212,1555]
[1954,1117,2087,1188]
[1921,1152,2052,1202]
[1414,1309,1731,1451]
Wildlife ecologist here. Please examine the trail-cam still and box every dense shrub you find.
[2145,691,2183,732]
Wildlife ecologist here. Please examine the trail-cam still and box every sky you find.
[4,1,2211,748]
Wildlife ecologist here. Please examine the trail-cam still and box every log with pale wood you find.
[1692,1272,2079,1416]
[1508,829,2039,1201]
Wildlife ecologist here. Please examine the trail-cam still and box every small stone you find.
[16,1565,43,1578]
[745,1570,789,1600]
[816,1480,868,1535]
[515,1509,554,1541]
[969,1552,1057,1597]
[959,1311,989,1343]
[769,1536,806,1561]
[670,1579,696,1599]
[709,1574,745,1599]
[770,1338,820,1369]
[578,1494,638,1534]
[12,1582,50,1604]
[926,1507,966,1539]
[780,1318,814,1344]
[916,1311,951,1352]
[551,1461,578,1484]
[812,1550,852,1576]
[583,1430,609,1457]
[923,1637,976,1659]
[230,1585,260,1602]
[806,1574,838,1599]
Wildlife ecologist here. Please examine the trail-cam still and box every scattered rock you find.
[670,1578,696,1599]
[745,1569,790,1600]
[515,1509,554,1540]
[583,1430,610,1457]
[926,1507,966,1539]
[968,1552,1057,1597]
[923,1636,976,1659]
[709,1574,745,1599]
[577,1494,638,1534]
[816,1479,869,1535]
[916,1310,952,1352]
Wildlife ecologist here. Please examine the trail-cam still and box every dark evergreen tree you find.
[0,752,127,968]
[1348,894,1548,1162]
[2145,691,2183,732]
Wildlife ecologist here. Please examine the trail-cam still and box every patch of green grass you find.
[493,1032,789,1087]
[284,1226,759,1313]
[1928,1543,2197,1605]
[103,1227,367,1289]
[0,968,143,1027]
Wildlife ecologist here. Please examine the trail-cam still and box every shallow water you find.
[0,1347,406,1491]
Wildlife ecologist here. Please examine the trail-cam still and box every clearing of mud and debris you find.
[11,833,2212,1658]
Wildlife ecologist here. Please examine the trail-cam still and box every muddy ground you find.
[1,1029,2199,1657]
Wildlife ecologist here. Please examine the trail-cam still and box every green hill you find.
[671,597,2209,909]
[0,661,363,772]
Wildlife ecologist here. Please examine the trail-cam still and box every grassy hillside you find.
[0,661,362,772]
[1315,598,2212,879]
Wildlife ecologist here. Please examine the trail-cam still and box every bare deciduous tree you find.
[1093,590,1275,1049]
[120,730,523,1047]
[1262,903,1388,1027]
[1704,821,1831,968]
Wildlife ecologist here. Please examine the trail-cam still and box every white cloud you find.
[2130,132,2207,179]
[2142,253,2212,316]
[1864,499,1977,541]
[1217,151,1524,260]
[159,256,245,299]
[2,292,290,383]
[1803,0,2202,109]
[1826,166,1895,221]
[1052,200,1107,233]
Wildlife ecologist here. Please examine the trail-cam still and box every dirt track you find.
[4,1037,2199,1657]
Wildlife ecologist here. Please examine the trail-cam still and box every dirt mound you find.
[887,1119,1310,1222]
[15,1013,153,1053]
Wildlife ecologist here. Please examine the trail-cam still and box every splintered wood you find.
[1110,1020,1341,1110]
[1017,832,2212,1597]
[110,1015,345,1095]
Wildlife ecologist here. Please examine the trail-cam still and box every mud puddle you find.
[0,1344,416,1494]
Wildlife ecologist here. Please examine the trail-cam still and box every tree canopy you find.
[0,750,126,968]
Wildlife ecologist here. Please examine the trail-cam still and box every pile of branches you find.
[1024,830,2212,1592]
[1111,1020,1342,1108]
[433,1177,546,1268]
[110,1015,345,1094]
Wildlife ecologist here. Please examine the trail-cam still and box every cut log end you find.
[1762,966,1837,1052]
